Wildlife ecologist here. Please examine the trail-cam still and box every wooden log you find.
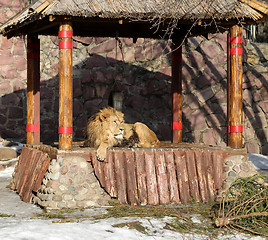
[203,151,216,200]
[58,22,73,150]
[91,151,105,187]
[18,149,35,196]
[171,41,183,143]
[135,151,147,206]
[174,151,190,203]
[227,32,230,146]
[32,153,51,193]
[125,150,139,205]
[13,147,28,190]
[16,148,33,194]
[164,151,180,203]
[21,150,42,202]
[114,151,128,204]
[103,151,117,197]
[144,151,159,205]
[185,150,201,202]
[27,35,40,144]
[228,25,243,149]
[212,151,224,192]
[155,151,170,205]
[194,151,209,202]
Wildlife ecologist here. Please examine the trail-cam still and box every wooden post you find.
[171,40,183,143]
[27,35,40,144]
[227,32,230,146]
[58,22,73,150]
[228,25,243,148]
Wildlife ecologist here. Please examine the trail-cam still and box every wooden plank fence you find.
[91,149,224,205]
[12,147,51,202]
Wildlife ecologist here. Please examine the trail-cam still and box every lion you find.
[84,107,160,161]
[84,107,125,161]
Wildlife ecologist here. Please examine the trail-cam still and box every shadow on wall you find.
[0,54,175,144]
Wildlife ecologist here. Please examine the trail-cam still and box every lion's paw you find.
[96,147,106,162]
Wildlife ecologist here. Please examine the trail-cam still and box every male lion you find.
[84,107,125,161]
[84,107,160,161]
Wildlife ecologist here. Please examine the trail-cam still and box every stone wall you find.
[32,155,110,211]
[0,2,267,154]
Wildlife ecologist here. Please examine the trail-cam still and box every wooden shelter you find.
[0,0,267,150]
[1,0,267,207]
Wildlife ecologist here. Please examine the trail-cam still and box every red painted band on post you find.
[27,53,40,59]
[228,125,243,133]
[228,37,242,44]
[58,126,73,134]
[172,122,182,130]
[27,43,40,49]
[59,41,73,49]
[172,54,182,61]
[26,124,40,132]
[229,48,243,55]
[58,30,73,38]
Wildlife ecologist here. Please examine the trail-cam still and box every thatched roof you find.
[0,0,267,39]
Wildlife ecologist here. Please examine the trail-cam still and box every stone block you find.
[144,42,152,60]
[201,40,221,59]
[8,107,23,119]
[203,128,220,146]
[83,85,95,100]
[12,80,25,92]
[184,94,200,110]
[125,95,144,109]
[75,36,93,45]
[96,85,109,98]
[14,56,26,70]
[245,140,260,154]
[0,148,17,161]
[203,64,226,80]
[0,50,14,65]
[243,89,253,106]
[0,36,13,49]
[13,40,25,55]
[182,63,198,83]
[40,86,54,99]
[195,87,215,103]
[0,81,12,95]
[0,115,7,125]
[91,39,116,53]
[188,50,205,69]
[124,48,135,62]
[73,100,83,117]
[73,78,82,97]
[259,101,268,114]
[152,42,163,59]
[134,46,144,61]
[86,55,107,68]
[188,111,207,130]
[0,65,17,79]
[187,36,203,49]
[94,37,109,45]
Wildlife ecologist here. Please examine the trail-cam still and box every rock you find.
[0,147,17,161]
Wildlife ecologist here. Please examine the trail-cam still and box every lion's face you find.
[102,114,125,141]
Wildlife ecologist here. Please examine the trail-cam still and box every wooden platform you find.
[12,142,247,205]
[91,148,227,205]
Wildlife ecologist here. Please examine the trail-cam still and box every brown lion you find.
[84,107,125,161]
[84,107,160,161]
